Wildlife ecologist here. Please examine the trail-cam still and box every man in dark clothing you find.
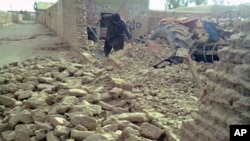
[104,13,132,57]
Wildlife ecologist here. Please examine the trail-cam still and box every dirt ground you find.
[0,21,72,67]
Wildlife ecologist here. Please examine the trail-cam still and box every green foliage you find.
[165,0,211,9]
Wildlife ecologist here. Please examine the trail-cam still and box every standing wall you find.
[0,11,23,25]
[36,0,88,50]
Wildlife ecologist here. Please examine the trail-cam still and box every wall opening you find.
[100,13,112,28]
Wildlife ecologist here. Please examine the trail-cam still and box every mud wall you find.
[36,0,88,50]
[148,10,172,31]
[36,0,149,46]
[179,20,250,141]
[0,11,11,25]
[86,0,149,37]
[36,3,59,33]
[0,11,23,25]
[22,13,35,21]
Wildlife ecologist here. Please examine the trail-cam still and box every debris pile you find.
[0,42,201,140]
[179,19,250,141]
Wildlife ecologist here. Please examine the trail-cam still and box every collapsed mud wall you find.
[9,1,250,140]
[180,20,250,141]
[36,0,88,50]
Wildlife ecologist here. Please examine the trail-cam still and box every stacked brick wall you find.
[61,0,76,47]
[36,0,87,50]
[61,0,88,50]
[179,20,250,141]
[75,0,88,50]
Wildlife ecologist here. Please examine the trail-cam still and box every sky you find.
[0,0,249,12]
[0,0,57,12]
[149,0,250,10]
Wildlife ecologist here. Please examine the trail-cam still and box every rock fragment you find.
[109,87,123,98]
[84,133,114,141]
[139,122,164,140]
[15,124,30,141]
[70,130,94,140]
[54,125,70,137]
[98,101,114,111]
[65,88,88,97]
[34,129,46,140]
[1,130,15,141]
[109,112,148,123]
[35,121,53,131]
[49,117,69,127]
[70,115,98,130]
[18,110,34,124]
[46,131,60,141]
[102,124,119,132]
[14,90,33,100]
[120,126,140,140]
[0,95,16,107]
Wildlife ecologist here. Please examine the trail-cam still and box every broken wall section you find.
[179,20,250,141]
[36,0,88,50]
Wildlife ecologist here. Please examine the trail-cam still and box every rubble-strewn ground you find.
[0,22,202,140]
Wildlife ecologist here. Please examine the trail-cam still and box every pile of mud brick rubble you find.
[180,20,250,141]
